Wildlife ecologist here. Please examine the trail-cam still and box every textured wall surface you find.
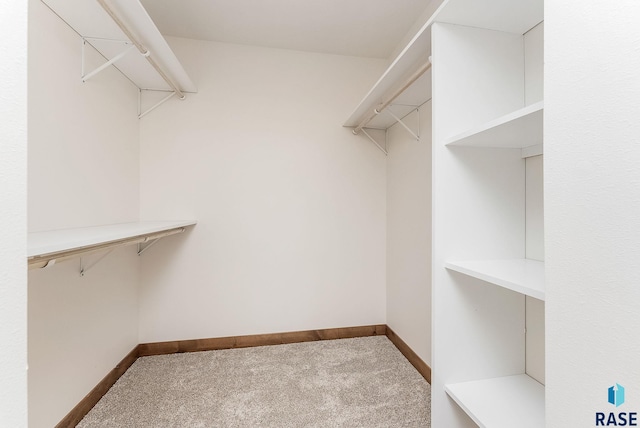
[27,1,140,426]
[27,7,387,423]
[0,1,28,426]
[138,38,388,342]
[545,1,640,425]
[386,104,432,366]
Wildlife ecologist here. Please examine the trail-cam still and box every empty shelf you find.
[28,221,196,269]
[445,374,545,428]
[444,101,543,149]
[445,259,545,300]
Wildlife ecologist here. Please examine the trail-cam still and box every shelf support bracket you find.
[138,90,177,119]
[137,237,161,256]
[81,38,138,83]
[384,107,420,140]
[79,250,114,277]
[360,128,387,155]
[137,227,185,255]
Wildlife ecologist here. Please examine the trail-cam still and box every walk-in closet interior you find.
[6,0,639,426]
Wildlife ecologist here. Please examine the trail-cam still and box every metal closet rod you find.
[96,0,186,100]
[353,59,432,135]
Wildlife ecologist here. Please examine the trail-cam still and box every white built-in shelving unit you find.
[346,0,546,423]
[429,0,545,426]
[28,221,196,270]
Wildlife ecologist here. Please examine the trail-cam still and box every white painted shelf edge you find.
[445,259,545,300]
[445,374,545,428]
[444,101,543,149]
[28,221,196,268]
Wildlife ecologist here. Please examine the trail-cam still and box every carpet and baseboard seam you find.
[55,324,431,427]
[55,345,140,428]
[385,326,432,383]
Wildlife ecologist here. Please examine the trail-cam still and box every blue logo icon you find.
[609,384,625,407]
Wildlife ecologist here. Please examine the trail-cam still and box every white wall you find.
[525,155,545,385]
[524,22,543,106]
[0,1,28,426]
[138,38,388,342]
[524,21,545,387]
[386,104,432,365]
[28,3,140,232]
[546,1,640,426]
[27,1,140,426]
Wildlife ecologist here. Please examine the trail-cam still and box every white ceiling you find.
[139,0,434,59]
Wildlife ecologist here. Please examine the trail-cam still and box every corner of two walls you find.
[137,37,389,343]
[27,1,139,426]
[28,4,419,422]
[385,102,433,366]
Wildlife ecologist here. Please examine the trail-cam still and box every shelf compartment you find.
[445,374,545,428]
[436,0,543,35]
[444,101,543,149]
[28,221,196,269]
[445,259,544,300]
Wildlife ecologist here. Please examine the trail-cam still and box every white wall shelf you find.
[445,259,545,300]
[28,221,196,269]
[444,101,543,149]
[342,7,437,130]
[42,0,196,94]
[445,374,545,428]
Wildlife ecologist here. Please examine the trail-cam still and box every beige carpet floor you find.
[78,336,431,427]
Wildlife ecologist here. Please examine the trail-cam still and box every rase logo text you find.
[596,384,638,426]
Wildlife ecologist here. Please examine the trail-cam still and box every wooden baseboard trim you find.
[55,345,140,428]
[56,324,428,426]
[138,324,387,357]
[386,326,432,384]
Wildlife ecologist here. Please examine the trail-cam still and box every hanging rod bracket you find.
[81,38,137,83]
[42,259,56,269]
